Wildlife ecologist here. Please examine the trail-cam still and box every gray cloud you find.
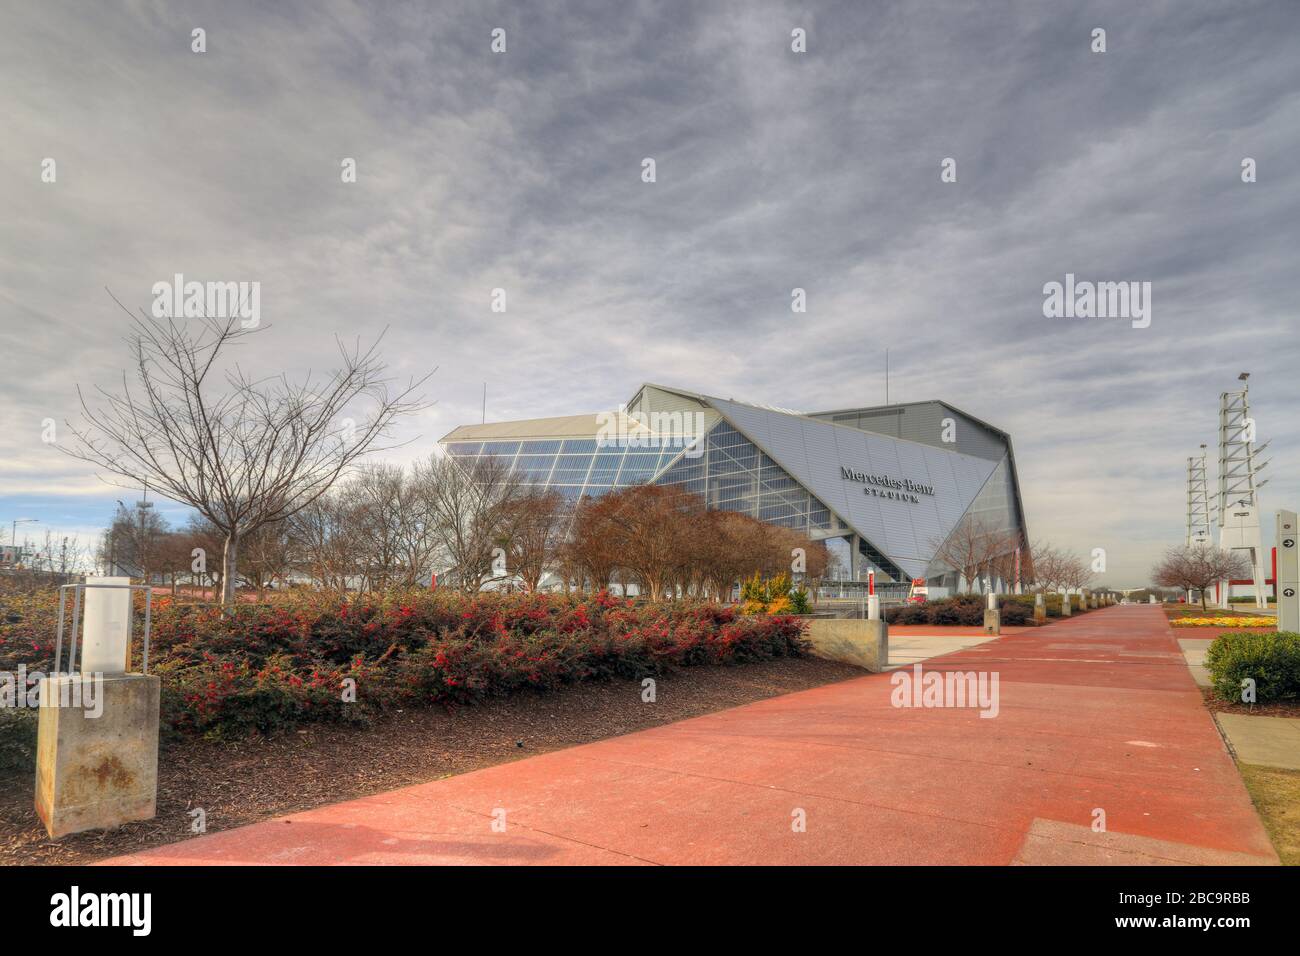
[2,0,1298,584]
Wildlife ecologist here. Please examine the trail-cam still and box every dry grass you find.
[1238,764,1300,866]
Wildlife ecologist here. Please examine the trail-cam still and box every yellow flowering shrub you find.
[1170,616,1274,628]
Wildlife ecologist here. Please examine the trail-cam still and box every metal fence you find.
[54,582,154,675]
[813,580,914,604]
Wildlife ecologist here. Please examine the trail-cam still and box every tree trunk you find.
[221,531,240,606]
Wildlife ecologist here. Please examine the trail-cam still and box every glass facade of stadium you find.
[439,384,1028,589]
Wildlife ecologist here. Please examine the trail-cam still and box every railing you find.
[54,582,154,675]
[814,580,914,603]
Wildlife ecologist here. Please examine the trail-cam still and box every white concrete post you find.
[984,590,1000,634]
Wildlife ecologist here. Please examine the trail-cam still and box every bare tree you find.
[1027,540,1065,592]
[35,530,89,579]
[64,311,429,604]
[601,485,703,601]
[1029,541,1091,596]
[1058,551,1093,594]
[286,494,357,592]
[504,490,569,593]
[418,454,522,593]
[932,517,1017,592]
[563,493,623,594]
[183,514,228,598]
[238,520,294,598]
[101,501,170,582]
[343,464,442,591]
[1152,544,1250,610]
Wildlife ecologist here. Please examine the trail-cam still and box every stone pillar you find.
[983,591,1000,635]
[1060,591,1072,617]
[36,674,160,839]
[1033,592,1047,624]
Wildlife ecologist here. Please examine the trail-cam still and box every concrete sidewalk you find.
[104,606,1278,866]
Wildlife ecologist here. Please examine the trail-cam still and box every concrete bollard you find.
[36,674,160,838]
[1149,594,1157,604]
[35,580,160,840]
[1060,591,1072,616]
[984,591,1001,635]
[1033,592,1047,624]
[805,618,888,672]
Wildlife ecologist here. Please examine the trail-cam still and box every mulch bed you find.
[0,656,862,865]
[1200,687,1300,719]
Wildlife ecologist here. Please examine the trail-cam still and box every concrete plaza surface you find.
[104,606,1277,866]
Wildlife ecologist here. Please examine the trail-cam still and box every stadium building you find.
[438,384,1028,590]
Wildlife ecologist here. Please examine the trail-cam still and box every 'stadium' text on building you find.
[439,384,1028,590]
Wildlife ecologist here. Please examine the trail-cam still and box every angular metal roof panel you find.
[705,396,1001,576]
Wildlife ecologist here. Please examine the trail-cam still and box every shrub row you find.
[884,593,1091,627]
[1205,630,1300,704]
[0,590,808,744]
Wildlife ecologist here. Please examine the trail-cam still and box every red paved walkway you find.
[105,606,1277,865]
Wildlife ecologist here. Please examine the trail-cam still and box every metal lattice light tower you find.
[1185,443,1214,546]
[1216,373,1271,608]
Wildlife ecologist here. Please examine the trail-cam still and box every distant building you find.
[439,383,1029,588]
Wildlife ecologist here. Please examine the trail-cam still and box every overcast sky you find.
[2,0,1298,585]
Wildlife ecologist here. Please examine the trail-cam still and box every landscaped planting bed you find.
[0,589,808,764]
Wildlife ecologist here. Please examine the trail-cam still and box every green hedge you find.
[1205,631,1300,704]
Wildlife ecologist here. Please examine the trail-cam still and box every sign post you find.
[1277,510,1298,633]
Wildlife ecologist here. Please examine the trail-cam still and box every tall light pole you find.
[10,517,38,546]
[135,482,153,584]
[1186,443,1214,546]
[7,518,38,567]
[1217,371,1271,608]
